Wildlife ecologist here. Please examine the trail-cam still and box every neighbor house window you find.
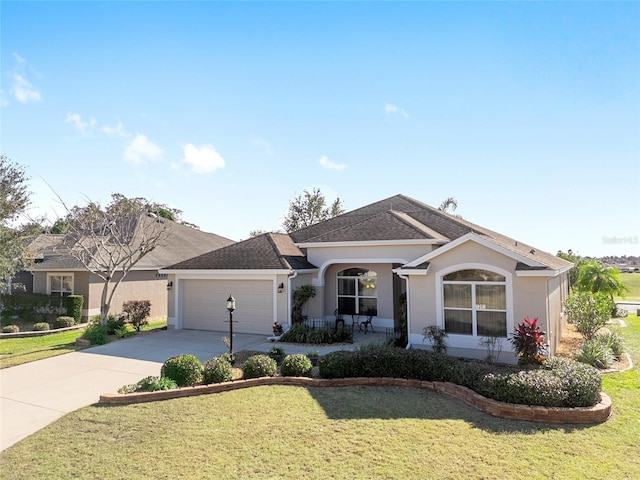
[442,269,507,337]
[337,268,377,315]
[49,274,73,297]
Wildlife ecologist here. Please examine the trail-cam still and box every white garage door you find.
[181,279,274,334]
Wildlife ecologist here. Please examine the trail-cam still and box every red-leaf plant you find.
[509,317,547,365]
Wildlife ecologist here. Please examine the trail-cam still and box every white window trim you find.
[436,263,513,349]
[337,268,378,315]
[46,273,74,296]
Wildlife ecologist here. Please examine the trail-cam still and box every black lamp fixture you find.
[277,282,284,293]
[167,281,173,290]
[226,295,236,357]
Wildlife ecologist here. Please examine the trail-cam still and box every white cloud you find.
[12,53,26,64]
[318,155,347,171]
[384,103,408,118]
[101,121,129,138]
[13,74,41,103]
[182,144,225,173]
[65,113,96,134]
[124,134,163,164]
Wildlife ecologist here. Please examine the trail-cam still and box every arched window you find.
[442,269,507,337]
[337,268,377,315]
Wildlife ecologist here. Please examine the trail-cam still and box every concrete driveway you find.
[0,329,267,451]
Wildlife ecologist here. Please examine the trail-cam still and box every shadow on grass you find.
[305,385,593,434]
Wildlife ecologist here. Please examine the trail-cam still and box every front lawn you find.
[617,272,640,302]
[0,319,167,369]
[0,329,86,369]
[1,315,638,479]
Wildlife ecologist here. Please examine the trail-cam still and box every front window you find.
[337,268,377,315]
[49,274,73,297]
[443,269,506,337]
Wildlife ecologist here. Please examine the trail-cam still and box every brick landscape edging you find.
[99,377,612,424]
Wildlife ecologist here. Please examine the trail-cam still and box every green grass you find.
[617,273,640,302]
[0,328,86,369]
[0,319,167,369]
[1,316,639,479]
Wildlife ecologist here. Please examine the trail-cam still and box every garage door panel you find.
[182,280,274,334]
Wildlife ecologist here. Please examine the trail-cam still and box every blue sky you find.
[2,1,638,257]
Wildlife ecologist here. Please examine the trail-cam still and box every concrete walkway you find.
[0,328,385,451]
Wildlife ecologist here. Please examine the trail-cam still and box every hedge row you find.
[318,349,601,408]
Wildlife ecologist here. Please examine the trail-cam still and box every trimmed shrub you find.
[280,354,313,377]
[203,356,233,384]
[64,295,84,323]
[242,354,277,379]
[82,321,109,345]
[121,300,151,331]
[32,322,50,331]
[279,324,353,344]
[574,338,615,369]
[118,376,178,394]
[114,326,133,339]
[54,316,76,329]
[318,349,601,408]
[161,354,203,387]
[105,314,127,335]
[0,293,66,324]
[2,325,19,333]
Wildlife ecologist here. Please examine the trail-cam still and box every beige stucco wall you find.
[406,240,558,361]
[305,244,436,272]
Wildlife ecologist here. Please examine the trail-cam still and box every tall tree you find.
[58,193,170,324]
[557,249,586,291]
[0,155,35,287]
[282,188,345,232]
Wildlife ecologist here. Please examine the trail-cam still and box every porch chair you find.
[359,312,375,334]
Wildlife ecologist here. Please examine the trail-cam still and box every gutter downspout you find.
[397,273,412,350]
[287,270,298,330]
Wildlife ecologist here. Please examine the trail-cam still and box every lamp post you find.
[226,295,236,358]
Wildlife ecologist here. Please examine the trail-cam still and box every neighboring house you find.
[163,195,573,361]
[28,219,234,320]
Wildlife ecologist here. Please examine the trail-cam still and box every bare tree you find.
[59,194,169,324]
[282,188,345,232]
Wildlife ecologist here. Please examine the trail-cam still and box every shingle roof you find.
[167,232,316,270]
[166,194,572,272]
[30,217,234,271]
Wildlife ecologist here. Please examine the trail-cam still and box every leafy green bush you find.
[279,324,352,344]
[203,356,233,384]
[268,346,285,362]
[595,331,625,358]
[118,376,178,394]
[2,324,19,333]
[121,300,151,331]
[0,293,66,324]
[82,320,109,345]
[114,326,133,339]
[318,349,601,408]
[242,354,277,379]
[574,338,615,369]
[54,316,76,329]
[564,292,611,339]
[64,295,84,323]
[105,314,127,335]
[32,322,50,331]
[280,353,313,377]
[161,354,203,387]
